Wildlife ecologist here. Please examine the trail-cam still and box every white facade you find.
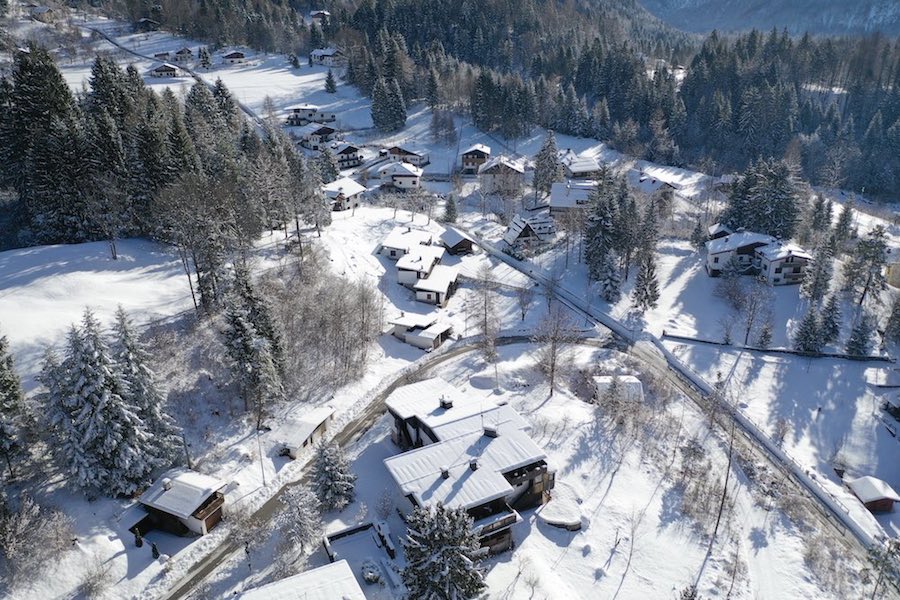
[388,315,453,350]
[323,177,366,211]
[756,243,812,286]
[311,47,343,66]
[379,226,434,260]
[222,51,246,64]
[396,245,445,287]
[286,104,336,126]
[705,231,776,276]
[334,143,362,168]
[414,265,458,306]
[379,161,423,189]
[149,63,180,78]
[296,123,336,150]
[478,156,524,196]
[387,146,429,166]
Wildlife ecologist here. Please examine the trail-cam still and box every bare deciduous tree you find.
[515,284,535,321]
[532,305,578,396]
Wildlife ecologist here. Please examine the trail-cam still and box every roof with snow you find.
[238,560,365,600]
[503,214,556,245]
[560,150,601,175]
[756,242,812,262]
[706,231,776,255]
[284,405,335,449]
[593,375,644,402]
[311,47,341,58]
[708,223,733,237]
[413,265,458,294]
[175,47,193,55]
[388,312,438,329]
[846,476,900,504]
[223,51,246,59]
[463,143,491,157]
[379,161,423,178]
[295,123,335,137]
[478,155,524,175]
[150,63,179,72]
[323,177,366,199]
[418,322,453,341]
[388,145,427,157]
[384,428,546,510]
[385,377,467,420]
[288,103,319,111]
[381,226,433,252]
[396,245,446,273]
[140,468,226,520]
[549,180,595,210]
[440,227,473,248]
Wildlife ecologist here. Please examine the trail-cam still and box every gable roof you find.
[549,180,595,210]
[463,143,491,157]
[440,227,473,248]
[238,560,365,600]
[384,428,546,510]
[175,47,193,55]
[707,223,733,237]
[706,231,776,255]
[380,161,423,178]
[140,468,226,520]
[323,177,366,199]
[223,51,245,59]
[478,155,524,175]
[396,245,446,273]
[151,62,179,72]
[756,242,812,262]
[381,226,433,252]
[504,214,556,245]
[388,145,426,157]
[413,265,458,294]
[388,312,438,330]
[559,150,601,174]
[846,476,900,504]
[311,47,342,58]
[296,123,335,137]
[334,143,359,155]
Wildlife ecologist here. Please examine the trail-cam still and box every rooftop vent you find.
[483,425,499,438]
[469,459,478,471]
[162,478,173,491]
[439,395,453,410]
[440,466,450,479]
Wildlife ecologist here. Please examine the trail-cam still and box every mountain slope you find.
[637,0,900,36]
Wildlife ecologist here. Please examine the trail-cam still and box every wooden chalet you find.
[296,123,336,150]
[334,143,362,168]
[440,227,474,255]
[503,214,556,246]
[138,468,226,536]
[173,47,194,63]
[222,50,246,64]
[310,47,343,67]
[134,17,160,32]
[387,145,429,167]
[149,63,180,78]
[461,143,491,174]
[846,476,900,513]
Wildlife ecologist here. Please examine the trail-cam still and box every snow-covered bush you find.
[0,493,73,581]
[78,554,112,599]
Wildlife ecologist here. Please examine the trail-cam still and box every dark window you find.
[713,257,719,264]
[775,267,782,274]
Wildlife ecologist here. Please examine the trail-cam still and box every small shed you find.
[440,227,474,255]
[139,468,226,535]
[846,476,900,513]
[280,406,336,459]
[593,375,644,403]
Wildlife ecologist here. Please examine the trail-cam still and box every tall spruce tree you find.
[885,297,900,346]
[793,308,823,353]
[846,313,874,356]
[842,226,888,306]
[632,253,660,312]
[442,195,458,223]
[599,251,622,303]
[0,331,26,479]
[312,442,356,510]
[820,295,842,346]
[532,131,562,199]
[801,245,833,304]
[317,147,340,183]
[722,158,801,239]
[401,503,486,600]
[325,68,337,93]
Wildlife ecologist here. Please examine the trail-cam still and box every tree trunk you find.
[108,237,118,260]
[180,249,199,311]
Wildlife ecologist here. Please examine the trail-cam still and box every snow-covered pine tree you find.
[846,313,874,356]
[442,195,458,223]
[277,485,323,557]
[820,294,842,346]
[632,253,660,312]
[387,77,407,131]
[325,68,337,93]
[801,244,833,304]
[832,203,854,248]
[532,130,562,198]
[317,147,339,183]
[841,225,888,307]
[113,307,181,466]
[198,47,211,69]
[756,321,773,348]
[232,265,285,373]
[690,219,706,251]
[312,442,356,511]
[249,337,283,430]
[599,251,622,303]
[584,183,616,280]
[0,330,26,478]
[401,502,486,600]
[793,308,823,353]
[223,302,259,411]
[885,296,900,345]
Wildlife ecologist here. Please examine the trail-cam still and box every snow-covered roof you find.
[549,180,595,210]
[381,226,433,252]
[384,428,546,510]
[287,103,319,112]
[388,145,427,157]
[175,47,193,54]
[440,227,473,248]
[323,177,366,199]
[385,377,467,420]
[463,143,491,156]
[334,143,359,155]
[593,375,644,402]
[389,312,437,329]
[379,161,423,178]
[846,476,900,504]
[756,242,812,262]
[706,231,776,255]
[396,245,445,273]
[311,47,341,57]
[223,51,245,58]
[413,265,458,294]
[560,150,601,174]
[140,468,226,520]
[238,559,365,600]
[504,214,556,245]
[151,62,179,71]
[418,322,453,341]
[478,155,524,175]
[708,223,733,237]
[295,123,335,137]
[279,406,334,445]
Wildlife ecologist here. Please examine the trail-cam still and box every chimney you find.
[162,478,173,491]
[440,467,450,479]
[439,395,453,410]
[483,425,498,438]
[469,459,478,471]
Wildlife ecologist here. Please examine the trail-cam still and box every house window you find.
[775,267,782,274]
[390,250,396,257]
[763,264,767,270]
[713,257,719,264]
[426,293,433,301]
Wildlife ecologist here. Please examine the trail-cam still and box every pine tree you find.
[842,225,888,307]
[599,251,622,303]
[112,307,181,466]
[885,296,900,345]
[820,295,842,346]
[249,337,283,430]
[325,69,337,93]
[442,195,458,223]
[832,203,854,247]
[846,313,874,356]
[317,147,340,183]
[277,485,323,556]
[801,245,833,304]
[793,308,823,353]
[0,331,26,479]
[401,503,486,600]
[371,77,392,132]
[223,303,258,411]
[198,47,211,69]
[313,442,356,510]
[722,158,801,239]
[632,253,660,312]
[690,219,707,251]
[532,130,562,198]
[232,264,285,373]
[756,321,773,348]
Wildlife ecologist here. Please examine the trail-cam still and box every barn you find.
[845,476,900,513]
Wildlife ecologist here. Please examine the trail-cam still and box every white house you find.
[756,243,812,286]
[414,265,458,306]
[322,177,366,211]
[593,375,644,404]
[222,50,246,64]
[309,10,331,27]
[333,143,362,168]
[139,468,226,536]
[396,245,446,287]
[461,143,491,174]
[279,405,336,459]
[311,47,344,67]
[388,313,453,351]
[149,63,180,78]
[503,214,556,246]
[238,560,365,600]
[705,231,776,276]
[549,180,595,216]
[560,149,602,179]
[379,226,434,260]
[285,104,336,126]
[296,123,336,150]
[478,156,524,196]
[387,145,429,167]
[173,47,193,63]
[379,161,423,189]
